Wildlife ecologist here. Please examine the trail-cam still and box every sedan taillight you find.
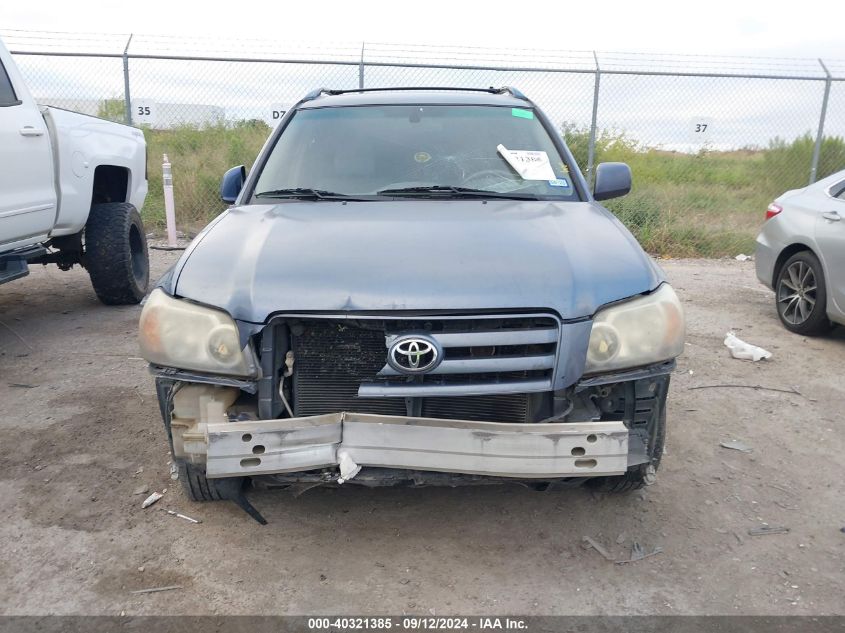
[765,203,783,220]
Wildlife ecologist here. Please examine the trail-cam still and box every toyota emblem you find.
[387,335,441,374]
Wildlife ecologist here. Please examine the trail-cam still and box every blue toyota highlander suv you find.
[139,87,685,521]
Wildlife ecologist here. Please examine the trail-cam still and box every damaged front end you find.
[151,313,673,522]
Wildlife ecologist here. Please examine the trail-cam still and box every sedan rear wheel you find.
[775,251,832,336]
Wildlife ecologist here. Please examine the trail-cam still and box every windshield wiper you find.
[255,188,358,200]
[376,185,538,200]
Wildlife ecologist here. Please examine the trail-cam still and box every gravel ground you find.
[1,251,843,616]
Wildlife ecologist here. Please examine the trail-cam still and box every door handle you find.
[19,126,45,137]
[822,211,841,222]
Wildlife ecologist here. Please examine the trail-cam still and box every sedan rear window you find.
[253,105,579,201]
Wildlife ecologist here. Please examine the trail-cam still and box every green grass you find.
[563,125,845,257]
[134,115,845,257]
[140,121,271,232]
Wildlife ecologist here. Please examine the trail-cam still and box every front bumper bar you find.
[205,412,629,480]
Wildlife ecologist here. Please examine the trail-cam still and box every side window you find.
[834,181,845,201]
[0,60,19,107]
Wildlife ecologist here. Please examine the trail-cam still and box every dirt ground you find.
[1,250,843,616]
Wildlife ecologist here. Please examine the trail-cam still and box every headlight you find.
[585,283,685,374]
[139,289,257,377]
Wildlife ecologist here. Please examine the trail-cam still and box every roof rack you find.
[302,86,529,102]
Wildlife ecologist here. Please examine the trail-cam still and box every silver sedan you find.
[756,169,845,335]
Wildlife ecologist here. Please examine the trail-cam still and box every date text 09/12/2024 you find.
[307,617,528,630]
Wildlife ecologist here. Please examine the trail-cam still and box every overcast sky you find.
[3,0,844,59]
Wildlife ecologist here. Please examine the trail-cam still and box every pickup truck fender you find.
[44,106,148,237]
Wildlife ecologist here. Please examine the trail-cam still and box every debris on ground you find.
[724,332,772,361]
[616,542,663,564]
[735,254,752,262]
[169,463,179,481]
[141,491,164,508]
[720,439,753,453]
[0,317,34,350]
[690,383,802,396]
[164,509,201,524]
[8,383,37,389]
[132,485,150,496]
[129,585,182,595]
[748,525,790,536]
[582,536,617,562]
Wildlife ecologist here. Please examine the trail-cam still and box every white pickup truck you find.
[0,38,149,304]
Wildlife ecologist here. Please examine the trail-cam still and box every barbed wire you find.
[2,28,843,78]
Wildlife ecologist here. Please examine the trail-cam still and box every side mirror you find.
[220,165,246,203]
[593,162,632,201]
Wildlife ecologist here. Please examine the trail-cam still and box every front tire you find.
[775,251,831,336]
[587,406,666,493]
[177,460,231,502]
[85,202,149,305]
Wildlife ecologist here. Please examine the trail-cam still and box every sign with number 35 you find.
[132,99,157,125]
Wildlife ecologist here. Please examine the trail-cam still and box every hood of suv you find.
[173,200,663,323]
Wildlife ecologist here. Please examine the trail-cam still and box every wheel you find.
[177,459,231,502]
[587,406,666,493]
[775,251,832,336]
[84,202,149,305]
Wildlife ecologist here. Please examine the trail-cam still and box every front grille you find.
[291,323,405,417]
[287,316,559,423]
[421,394,529,423]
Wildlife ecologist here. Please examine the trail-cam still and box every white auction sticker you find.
[497,144,556,180]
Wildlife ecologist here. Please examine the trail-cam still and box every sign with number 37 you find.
[689,117,714,143]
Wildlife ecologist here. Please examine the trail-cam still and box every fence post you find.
[809,58,832,185]
[586,51,601,187]
[122,34,134,126]
[359,42,365,89]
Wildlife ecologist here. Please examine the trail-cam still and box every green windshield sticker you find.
[511,108,534,119]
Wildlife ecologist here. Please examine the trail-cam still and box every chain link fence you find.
[5,30,845,257]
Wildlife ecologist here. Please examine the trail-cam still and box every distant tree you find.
[97,98,126,123]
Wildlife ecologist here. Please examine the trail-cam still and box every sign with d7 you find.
[270,104,288,124]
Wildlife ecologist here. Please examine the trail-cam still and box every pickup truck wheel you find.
[177,460,231,502]
[587,406,666,493]
[85,202,149,305]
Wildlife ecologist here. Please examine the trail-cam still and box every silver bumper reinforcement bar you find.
[205,413,629,480]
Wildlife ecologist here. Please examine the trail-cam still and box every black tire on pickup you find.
[177,459,232,502]
[85,202,149,305]
[587,406,666,493]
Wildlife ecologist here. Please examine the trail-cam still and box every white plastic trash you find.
[724,332,772,361]
[141,491,164,508]
[336,450,361,484]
